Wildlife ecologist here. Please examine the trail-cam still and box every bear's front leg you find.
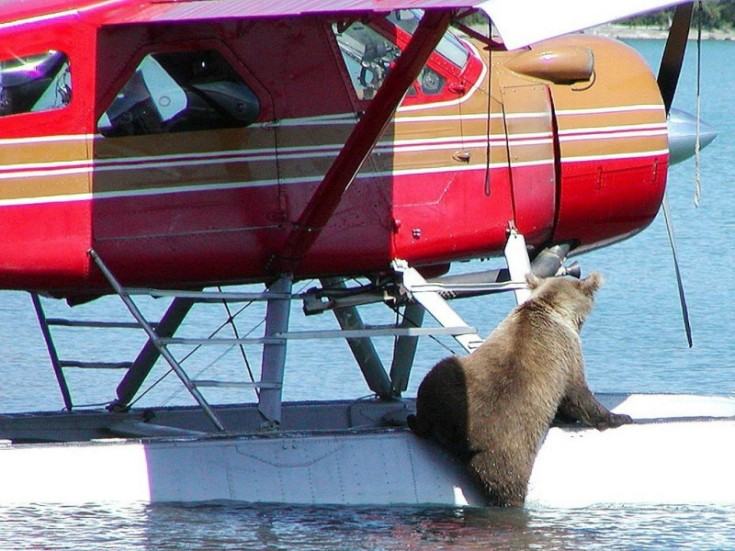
[557,387,633,430]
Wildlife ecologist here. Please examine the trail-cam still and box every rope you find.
[693,0,703,207]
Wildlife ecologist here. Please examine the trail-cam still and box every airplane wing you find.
[103,0,691,49]
[480,0,691,50]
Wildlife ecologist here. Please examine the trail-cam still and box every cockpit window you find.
[332,17,449,101]
[387,10,469,69]
[98,49,260,137]
[331,21,400,100]
[0,50,71,116]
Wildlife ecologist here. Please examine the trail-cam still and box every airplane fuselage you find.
[0,3,667,294]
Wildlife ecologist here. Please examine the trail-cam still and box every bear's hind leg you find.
[469,450,531,507]
[407,414,431,437]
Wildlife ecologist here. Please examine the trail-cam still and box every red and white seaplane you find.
[0,0,730,507]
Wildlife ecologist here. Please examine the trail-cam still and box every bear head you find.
[525,272,603,331]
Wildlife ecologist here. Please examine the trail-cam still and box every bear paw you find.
[595,412,633,430]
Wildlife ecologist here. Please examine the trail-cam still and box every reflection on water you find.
[2,503,734,550]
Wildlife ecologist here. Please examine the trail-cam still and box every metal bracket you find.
[393,259,484,353]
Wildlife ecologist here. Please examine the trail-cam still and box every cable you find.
[693,0,703,207]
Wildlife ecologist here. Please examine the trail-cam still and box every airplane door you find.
[500,84,557,245]
[91,40,280,280]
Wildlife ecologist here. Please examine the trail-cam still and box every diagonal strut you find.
[272,9,453,274]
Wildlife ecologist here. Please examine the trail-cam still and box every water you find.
[1,503,734,550]
[1,39,734,549]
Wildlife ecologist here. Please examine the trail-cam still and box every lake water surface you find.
[0,39,733,550]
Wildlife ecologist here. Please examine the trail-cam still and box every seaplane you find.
[0,0,730,507]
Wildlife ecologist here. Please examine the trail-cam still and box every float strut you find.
[257,275,294,425]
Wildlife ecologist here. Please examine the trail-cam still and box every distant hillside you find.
[624,1,735,31]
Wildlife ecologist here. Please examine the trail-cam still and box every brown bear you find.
[407,272,632,507]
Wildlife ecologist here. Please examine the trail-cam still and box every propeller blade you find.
[661,195,693,347]
[656,2,695,347]
[657,2,694,114]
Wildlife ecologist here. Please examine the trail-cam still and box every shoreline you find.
[589,23,735,41]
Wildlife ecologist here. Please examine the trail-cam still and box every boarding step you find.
[85,249,300,432]
[32,292,154,413]
[192,380,281,389]
[57,360,134,370]
[160,325,477,346]
[124,288,291,303]
[44,318,159,330]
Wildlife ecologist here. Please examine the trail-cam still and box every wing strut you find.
[272,9,453,274]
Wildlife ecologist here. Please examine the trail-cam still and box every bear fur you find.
[407,272,632,507]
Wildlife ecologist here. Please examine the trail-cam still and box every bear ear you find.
[581,271,604,294]
[526,272,542,290]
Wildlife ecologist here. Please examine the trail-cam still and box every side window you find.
[331,21,400,100]
[387,10,469,69]
[331,17,447,100]
[0,50,71,116]
[98,49,260,137]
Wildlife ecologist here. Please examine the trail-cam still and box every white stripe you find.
[505,112,550,120]
[0,147,666,207]
[255,113,358,128]
[562,149,669,163]
[556,104,664,116]
[505,158,555,169]
[0,134,530,179]
[266,112,493,127]
[0,105,664,149]
[371,164,490,178]
[0,166,482,207]
[558,122,667,135]
[507,138,554,147]
[560,129,668,143]
[0,120,660,179]
[0,125,653,180]
[0,0,124,30]
[0,166,93,181]
[0,109,663,148]
[506,132,553,140]
[394,113,497,123]
[0,134,95,147]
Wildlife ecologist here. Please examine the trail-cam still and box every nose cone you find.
[668,108,717,165]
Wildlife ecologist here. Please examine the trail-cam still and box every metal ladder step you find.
[45,318,158,330]
[159,325,477,346]
[192,380,281,389]
[125,288,291,303]
[57,360,134,370]
[86,249,301,431]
